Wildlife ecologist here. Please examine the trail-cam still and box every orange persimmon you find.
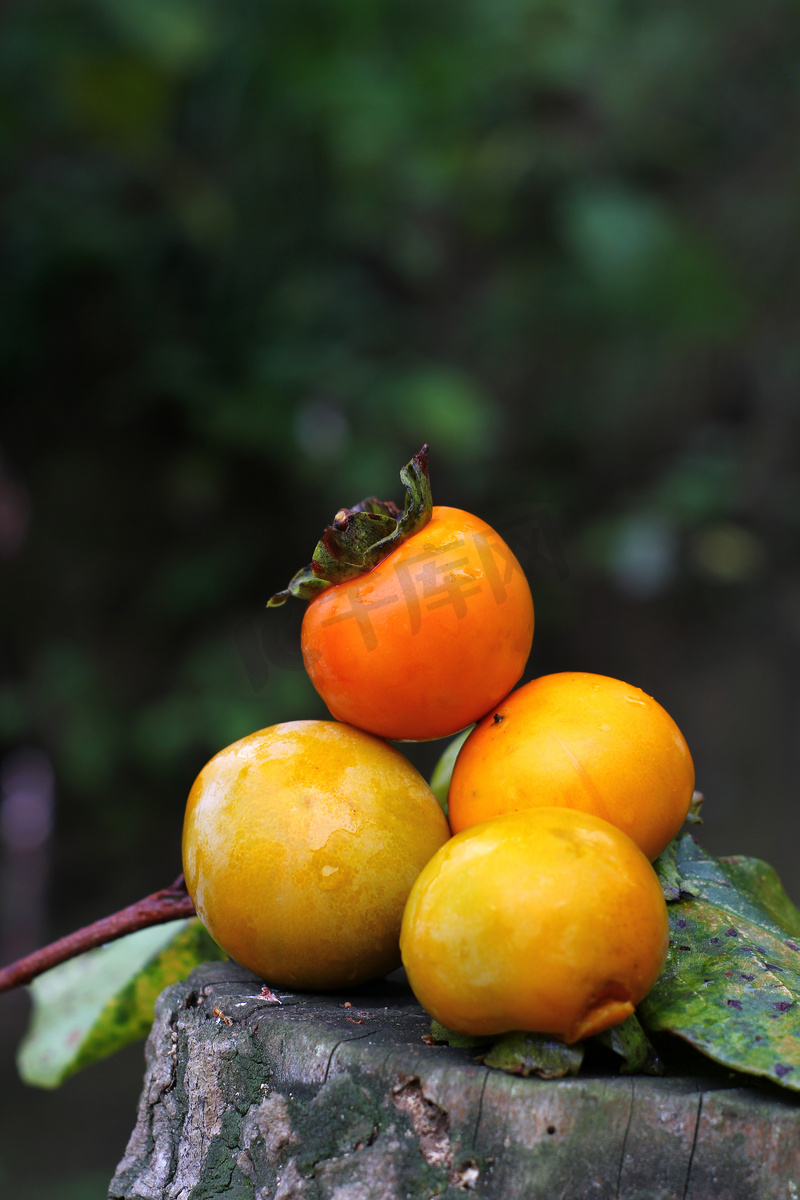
[448,671,694,860]
[270,447,534,741]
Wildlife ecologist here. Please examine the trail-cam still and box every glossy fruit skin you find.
[301,506,534,741]
[448,672,694,861]
[182,720,450,990]
[400,807,669,1041]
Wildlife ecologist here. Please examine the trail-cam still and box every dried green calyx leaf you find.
[268,445,432,605]
[685,790,705,825]
[426,1021,582,1078]
[478,1031,584,1079]
[596,1012,663,1075]
[427,1019,493,1049]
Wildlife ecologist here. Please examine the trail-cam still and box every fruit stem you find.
[0,875,196,996]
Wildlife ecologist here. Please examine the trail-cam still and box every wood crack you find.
[682,1093,704,1200]
[324,1025,382,1082]
[472,1068,490,1150]
[615,1078,635,1198]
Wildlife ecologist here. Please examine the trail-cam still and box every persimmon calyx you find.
[268,444,432,606]
[685,791,705,825]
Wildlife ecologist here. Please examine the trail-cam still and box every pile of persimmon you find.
[182,445,695,1044]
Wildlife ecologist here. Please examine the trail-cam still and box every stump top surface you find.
[110,962,800,1200]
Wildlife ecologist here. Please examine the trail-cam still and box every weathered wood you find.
[110,961,800,1200]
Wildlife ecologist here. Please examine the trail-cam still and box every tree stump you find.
[109,961,800,1200]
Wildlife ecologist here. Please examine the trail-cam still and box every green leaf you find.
[717,854,800,938]
[653,838,687,903]
[596,1013,663,1075]
[640,834,800,1090]
[428,727,473,816]
[478,1031,584,1079]
[17,918,224,1088]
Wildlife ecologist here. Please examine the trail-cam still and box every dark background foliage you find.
[1,0,800,1193]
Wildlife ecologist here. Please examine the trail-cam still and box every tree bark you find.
[110,961,800,1200]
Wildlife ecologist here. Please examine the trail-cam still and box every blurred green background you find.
[2,0,800,1193]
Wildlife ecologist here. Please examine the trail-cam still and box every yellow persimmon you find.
[183,720,450,990]
[400,807,669,1042]
[448,671,694,861]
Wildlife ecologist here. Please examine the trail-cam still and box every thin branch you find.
[0,875,196,996]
